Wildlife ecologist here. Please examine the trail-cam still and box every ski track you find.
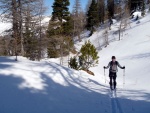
[109,90,124,113]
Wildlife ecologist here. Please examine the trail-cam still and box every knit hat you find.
[112,56,116,59]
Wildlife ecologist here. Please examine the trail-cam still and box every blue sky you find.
[44,0,87,15]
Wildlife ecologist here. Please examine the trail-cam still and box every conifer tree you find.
[97,0,105,24]
[86,0,99,36]
[47,0,73,58]
[52,0,70,23]
[107,0,114,19]
[24,29,38,60]
[69,57,78,70]
[86,0,92,12]
[141,0,145,16]
[79,40,99,70]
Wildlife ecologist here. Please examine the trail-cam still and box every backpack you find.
[110,61,118,71]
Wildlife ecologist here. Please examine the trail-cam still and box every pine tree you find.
[86,0,99,36]
[85,0,92,12]
[97,0,105,24]
[24,29,38,60]
[141,0,145,16]
[52,0,70,23]
[107,0,114,19]
[47,20,62,58]
[62,16,73,36]
[47,0,73,58]
[69,57,78,70]
[79,40,99,70]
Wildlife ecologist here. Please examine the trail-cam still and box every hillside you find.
[0,16,51,36]
[0,56,111,113]
[75,12,150,91]
[0,13,150,113]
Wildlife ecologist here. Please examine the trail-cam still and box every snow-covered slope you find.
[0,16,51,36]
[0,56,111,113]
[74,13,150,91]
[92,13,150,91]
[0,13,150,113]
[0,19,12,35]
[75,12,150,113]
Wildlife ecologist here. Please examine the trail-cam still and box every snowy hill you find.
[0,12,150,113]
[0,16,51,36]
[0,18,12,36]
[0,56,111,113]
[74,12,150,113]
[74,12,150,90]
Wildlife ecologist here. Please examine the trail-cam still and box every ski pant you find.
[109,71,117,88]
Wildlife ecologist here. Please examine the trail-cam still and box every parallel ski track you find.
[109,89,124,113]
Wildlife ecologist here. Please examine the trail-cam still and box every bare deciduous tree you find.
[118,1,131,40]
[72,0,85,42]
[0,0,47,60]
[103,29,109,47]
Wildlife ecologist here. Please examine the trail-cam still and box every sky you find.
[44,0,88,15]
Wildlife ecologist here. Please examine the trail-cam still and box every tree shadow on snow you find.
[0,73,109,113]
[120,52,150,60]
[0,56,17,63]
[110,89,150,113]
[0,59,150,113]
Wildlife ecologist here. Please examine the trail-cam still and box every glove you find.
[123,66,125,69]
[103,66,106,69]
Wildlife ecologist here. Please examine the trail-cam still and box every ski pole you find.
[104,68,106,83]
[123,69,125,85]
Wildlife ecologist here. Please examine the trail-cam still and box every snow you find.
[0,12,150,113]
[0,56,110,113]
[41,16,51,25]
[132,11,142,18]
[0,20,12,35]
[0,16,51,36]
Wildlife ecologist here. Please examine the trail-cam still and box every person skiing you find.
[109,18,113,30]
[104,56,125,90]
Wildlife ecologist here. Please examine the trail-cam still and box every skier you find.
[104,56,125,90]
[109,18,113,30]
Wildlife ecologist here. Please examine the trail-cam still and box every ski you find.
[109,87,117,98]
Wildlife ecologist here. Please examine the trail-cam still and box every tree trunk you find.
[18,0,24,56]
[12,0,18,61]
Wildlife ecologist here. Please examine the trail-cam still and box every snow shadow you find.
[121,52,150,60]
[0,57,14,69]
[0,59,150,113]
[0,60,111,113]
[0,63,12,69]
[110,89,150,113]
[0,56,16,63]
[136,39,150,45]
[127,19,150,31]
[0,72,110,113]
